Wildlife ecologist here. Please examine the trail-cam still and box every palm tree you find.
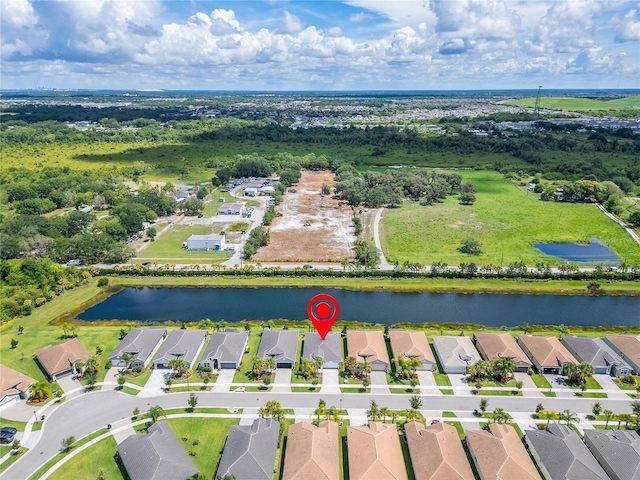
[120,352,134,371]
[603,409,614,428]
[592,402,602,417]
[252,357,265,378]
[313,357,324,376]
[343,356,357,377]
[558,409,580,426]
[379,407,389,423]
[148,405,164,424]
[198,318,213,333]
[555,324,570,339]
[29,381,51,401]
[84,356,100,375]
[542,410,558,427]
[631,401,640,416]
[492,357,516,383]
[479,398,489,414]
[168,358,187,377]
[361,361,372,378]
[409,395,422,410]
[265,358,276,375]
[468,360,491,381]
[490,408,512,424]
[519,322,533,334]
[367,400,380,422]
[407,357,422,378]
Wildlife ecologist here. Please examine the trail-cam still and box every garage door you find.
[277,362,291,369]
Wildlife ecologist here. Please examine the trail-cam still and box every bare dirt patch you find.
[253,170,356,262]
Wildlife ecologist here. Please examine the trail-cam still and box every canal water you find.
[76,287,640,327]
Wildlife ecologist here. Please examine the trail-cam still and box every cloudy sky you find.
[1,0,639,90]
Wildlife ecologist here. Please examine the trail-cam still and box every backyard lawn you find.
[47,436,124,480]
[382,170,640,266]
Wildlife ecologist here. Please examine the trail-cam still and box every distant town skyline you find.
[1,0,639,91]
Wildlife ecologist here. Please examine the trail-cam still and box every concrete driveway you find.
[594,374,628,400]
[448,373,471,396]
[320,369,340,394]
[138,369,170,398]
[212,369,236,393]
[272,368,291,393]
[514,373,544,398]
[417,371,436,387]
[56,375,83,399]
[370,372,389,394]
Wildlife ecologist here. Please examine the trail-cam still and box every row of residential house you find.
[116,417,640,480]
[2,332,639,408]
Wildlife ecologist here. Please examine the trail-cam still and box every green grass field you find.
[166,417,239,480]
[137,224,233,264]
[508,95,640,111]
[47,436,124,480]
[382,170,640,266]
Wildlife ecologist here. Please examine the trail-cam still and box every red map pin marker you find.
[307,293,340,340]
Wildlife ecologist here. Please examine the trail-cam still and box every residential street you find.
[3,383,638,480]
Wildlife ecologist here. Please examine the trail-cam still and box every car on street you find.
[302,264,313,269]
[0,427,17,436]
[141,262,151,266]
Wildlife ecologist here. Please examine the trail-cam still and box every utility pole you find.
[533,86,542,120]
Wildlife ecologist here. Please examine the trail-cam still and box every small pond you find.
[534,239,620,264]
[75,287,640,327]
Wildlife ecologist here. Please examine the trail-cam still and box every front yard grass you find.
[390,387,420,394]
[166,417,239,480]
[47,436,123,480]
[123,368,153,387]
[575,392,608,398]
[530,374,551,389]
[542,391,557,397]
[340,387,370,393]
[292,386,320,392]
[434,373,451,386]
[440,389,454,395]
[474,389,523,396]
[567,377,602,390]
[444,421,466,440]
[614,376,640,390]
[0,447,28,475]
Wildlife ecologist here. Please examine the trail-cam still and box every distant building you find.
[217,203,244,215]
[244,187,258,197]
[187,234,225,251]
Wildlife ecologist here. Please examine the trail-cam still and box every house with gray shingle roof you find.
[561,336,631,377]
[216,418,280,480]
[118,422,198,480]
[302,332,342,369]
[153,330,207,369]
[199,331,249,370]
[258,330,299,369]
[109,328,167,368]
[525,424,609,480]
[583,429,640,480]
[432,336,481,374]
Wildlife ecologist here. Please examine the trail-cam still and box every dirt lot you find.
[253,170,356,262]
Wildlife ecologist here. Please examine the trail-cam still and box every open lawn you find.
[382,170,640,266]
[137,224,232,264]
[47,436,124,480]
[166,417,239,480]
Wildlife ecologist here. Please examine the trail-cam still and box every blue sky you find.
[1,0,639,90]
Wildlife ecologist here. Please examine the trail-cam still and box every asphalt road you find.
[5,388,637,479]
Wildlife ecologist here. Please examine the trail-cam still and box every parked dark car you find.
[0,432,14,444]
[141,262,151,267]
[0,427,17,436]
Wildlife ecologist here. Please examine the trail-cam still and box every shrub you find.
[97,277,109,287]
[189,450,197,456]
[182,433,189,441]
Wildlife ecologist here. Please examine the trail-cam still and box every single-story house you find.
[603,335,640,375]
[35,338,91,380]
[525,424,608,480]
[466,424,542,480]
[431,336,481,374]
[118,422,198,480]
[404,421,474,480]
[346,330,390,372]
[583,429,640,480]
[260,186,275,195]
[0,365,36,408]
[283,421,339,480]
[517,335,578,375]
[348,422,407,480]
[216,418,280,480]
[257,329,300,369]
[473,332,532,373]
[561,336,631,377]
[186,234,226,251]
[388,330,436,371]
[109,328,167,369]
[244,187,258,196]
[153,330,207,369]
[302,332,342,369]
[199,330,249,370]
[217,203,244,215]
[177,186,193,192]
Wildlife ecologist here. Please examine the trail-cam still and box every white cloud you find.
[326,26,344,36]
[349,12,374,22]
[614,9,640,42]
[279,10,303,34]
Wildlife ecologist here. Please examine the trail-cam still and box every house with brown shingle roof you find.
[389,331,436,371]
[466,423,542,480]
[404,421,474,480]
[0,364,36,407]
[283,421,339,480]
[348,422,407,480]
[603,335,640,375]
[473,332,532,373]
[517,335,578,375]
[35,338,91,380]
[347,331,390,372]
